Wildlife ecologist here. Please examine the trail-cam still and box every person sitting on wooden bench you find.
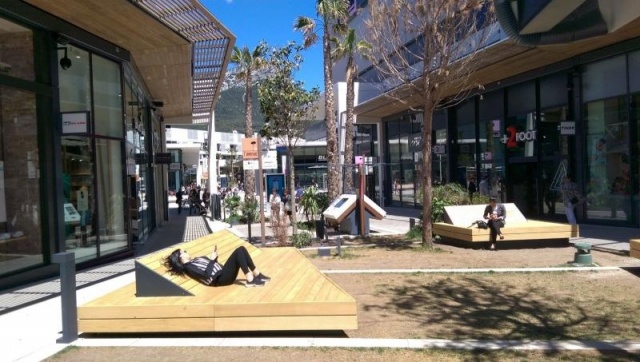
[483,196,506,251]
[164,245,271,288]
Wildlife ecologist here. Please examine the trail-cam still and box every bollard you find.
[573,242,593,265]
[336,237,342,257]
[410,218,416,229]
[52,252,78,343]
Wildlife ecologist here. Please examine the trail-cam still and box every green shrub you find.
[291,231,312,248]
[240,197,259,224]
[430,183,490,223]
[223,195,241,221]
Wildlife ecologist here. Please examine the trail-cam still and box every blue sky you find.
[202,0,324,90]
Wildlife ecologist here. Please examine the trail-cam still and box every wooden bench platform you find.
[433,204,579,243]
[77,229,358,333]
[631,239,640,259]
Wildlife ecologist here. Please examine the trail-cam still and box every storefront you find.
[366,42,640,228]
[0,0,233,290]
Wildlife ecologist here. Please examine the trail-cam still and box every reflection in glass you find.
[61,136,96,261]
[0,18,34,81]
[584,96,630,222]
[96,139,127,256]
[0,87,42,275]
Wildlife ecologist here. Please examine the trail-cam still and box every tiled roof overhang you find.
[24,0,235,125]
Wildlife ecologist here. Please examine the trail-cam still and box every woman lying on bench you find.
[164,245,270,287]
[483,196,506,250]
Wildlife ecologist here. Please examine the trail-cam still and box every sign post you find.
[357,158,366,236]
[257,138,266,246]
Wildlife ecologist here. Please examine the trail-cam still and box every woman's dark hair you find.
[163,249,186,276]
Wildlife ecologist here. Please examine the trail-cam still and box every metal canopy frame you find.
[133,0,235,124]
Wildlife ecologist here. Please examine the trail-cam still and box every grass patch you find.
[405,226,422,239]
[335,249,360,259]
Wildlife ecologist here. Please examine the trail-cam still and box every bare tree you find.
[331,28,372,192]
[230,43,268,203]
[366,0,496,248]
[295,0,350,202]
[258,43,321,236]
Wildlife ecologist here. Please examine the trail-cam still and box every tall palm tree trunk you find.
[323,20,338,202]
[243,75,256,202]
[344,59,355,192]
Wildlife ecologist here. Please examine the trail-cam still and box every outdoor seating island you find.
[433,204,579,246]
[77,229,357,333]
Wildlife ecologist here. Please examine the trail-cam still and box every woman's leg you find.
[488,220,497,242]
[215,247,256,286]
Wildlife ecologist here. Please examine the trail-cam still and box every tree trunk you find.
[421,101,436,249]
[323,20,338,203]
[344,60,355,192]
[287,147,297,235]
[243,75,256,203]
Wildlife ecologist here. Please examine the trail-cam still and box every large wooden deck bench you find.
[433,203,579,244]
[77,229,357,333]
[631,239,640,259]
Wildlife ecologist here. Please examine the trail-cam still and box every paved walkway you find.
[1,203,639,361]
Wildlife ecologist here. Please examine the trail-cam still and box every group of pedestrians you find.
[268,186,303,226]
[175,183,211,215]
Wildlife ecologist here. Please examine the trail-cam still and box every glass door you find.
[507,162,539,218]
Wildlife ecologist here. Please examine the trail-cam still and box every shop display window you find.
[0,87,42,275]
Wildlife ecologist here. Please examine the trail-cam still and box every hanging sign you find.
[242,137,259,160]
[560,121,575,135]
[61,111,90,134]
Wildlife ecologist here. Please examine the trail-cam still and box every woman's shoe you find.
[490,243,496,250]
[256,273,271,283]
[245,278,265,288]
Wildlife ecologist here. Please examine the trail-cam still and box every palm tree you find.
[294,0,349,202]
[230,43,268,203]
[331,28,372,192]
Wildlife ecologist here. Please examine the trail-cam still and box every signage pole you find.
[258,137,266,246]
[359,163,365,236]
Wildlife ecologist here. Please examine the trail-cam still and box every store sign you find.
[433,144,446,154]
[154,153,172,164]
[61,111,89,134]
[263,151,277,169]
[409,133,422,152]
[242,137,259,160]
[501,126,537,148]
[134,153,148,164]
[560,121,575,135]
[243,151,277,170]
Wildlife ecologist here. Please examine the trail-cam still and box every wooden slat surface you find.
[631,239,640,259]
[78,229,357,333]
[434,220,578,243]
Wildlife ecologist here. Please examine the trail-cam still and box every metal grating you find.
[133,0,234,124]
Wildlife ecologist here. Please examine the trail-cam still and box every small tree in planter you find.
[223,195,242,225]
[240,197,259,241]
[299,186,330,238]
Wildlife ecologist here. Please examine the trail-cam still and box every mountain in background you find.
[214,85,265,133]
